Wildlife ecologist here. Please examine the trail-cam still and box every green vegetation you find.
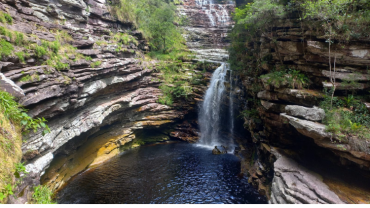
[0,11,13,24]
[34,45,47,58]
[85,56,93,61]
[0,26,12,38]
[113,33,138,46]
[260,69,310,89]
[0,91,51,203]
[0,90,50,136]
[320,90,370,151]
[0,184,14,201]
[90,61,102,68]
[240,109,261,124]
[31,185,55,204]
[14,162,28,179]
[19,74,40,82]
[109,0,186,53]
[146,50,203,106]
[109,0,195,105]
[294,0,370,41]
[95,40,108,46]
[229,0,370,72]
[0,25,86,72]
[0,39,14,59]
[15,52,28,63]
[155,59,193,106]
[46,55,69,71]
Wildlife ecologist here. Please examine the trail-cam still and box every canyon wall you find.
[232,16,370,204]
[0,0,235,203]
[179,0,234,62]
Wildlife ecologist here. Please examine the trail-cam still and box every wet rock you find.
[212,146,222,155]
[212,146,227,155]
[179,0,234,62]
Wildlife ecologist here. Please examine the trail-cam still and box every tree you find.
[146,4,183,53]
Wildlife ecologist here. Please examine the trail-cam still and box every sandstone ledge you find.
[270,149,344,204]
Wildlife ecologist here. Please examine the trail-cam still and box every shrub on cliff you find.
[0,91,51,203]
[30,185,55,204]
[109,0,186,53]
[0,110,22,203]
[0,11,13,24]
[229,0,370,72]
[260,69,310,89]
[0,90,50,136]
[0,39,14,59]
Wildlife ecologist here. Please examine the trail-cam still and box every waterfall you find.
[229,69,234,140]
[196,0,230,27]
[198,63,229,148]
[219,5,230,25]
[205,6,216,27]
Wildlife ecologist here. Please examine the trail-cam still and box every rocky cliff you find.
[178,0,234,62]
[232,15,370,204]
[0,0,229,203]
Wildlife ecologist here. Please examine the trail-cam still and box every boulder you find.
[0,73,25,99]
[212,146,227,154]
[285,105,325,121]
[280,113,331,141]
[212,146,221,154]
[261,100,286,113]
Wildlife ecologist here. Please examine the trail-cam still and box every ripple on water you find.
[57,142,267,204]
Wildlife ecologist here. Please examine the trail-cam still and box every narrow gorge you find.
[0,0,370,204]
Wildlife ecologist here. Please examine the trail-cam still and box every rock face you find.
[270,149,344,204]
[233,9,370,204]
[285,105,325,121]
[0,0,215,201]
[178,0,235,61]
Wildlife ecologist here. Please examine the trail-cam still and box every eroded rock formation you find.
[178,0,234,61]
[0,0,220,202]
[232,16,370,204]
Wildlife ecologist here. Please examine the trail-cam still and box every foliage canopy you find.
[109,0,186,53]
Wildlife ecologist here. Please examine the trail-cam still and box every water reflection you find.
[57,142,266,204]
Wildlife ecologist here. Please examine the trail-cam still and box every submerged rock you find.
[212,145,227,155]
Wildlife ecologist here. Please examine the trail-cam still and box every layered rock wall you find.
[233,16,370,204]
[0,0,215,202]
[178,0,234,61]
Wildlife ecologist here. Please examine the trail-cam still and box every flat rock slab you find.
[285,105,325,121]
[0,73,25,99]
[270,149,345,204]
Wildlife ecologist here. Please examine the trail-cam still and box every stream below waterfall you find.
[56,62,261,204]
[56,142,266,204]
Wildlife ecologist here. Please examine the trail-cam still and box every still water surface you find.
[57,142,266,204]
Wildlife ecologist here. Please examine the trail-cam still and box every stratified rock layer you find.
[179,0,234,62]
[234,13,370,204]
[0,0,213,202]
[270,149,344,204]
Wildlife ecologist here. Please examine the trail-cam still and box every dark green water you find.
[57,142,266,204]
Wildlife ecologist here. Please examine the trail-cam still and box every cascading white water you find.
[218,5,230,25]
[229,69,234,139]
[196,0,230,27]
[198,63,229,148]
[206,5,216,26]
